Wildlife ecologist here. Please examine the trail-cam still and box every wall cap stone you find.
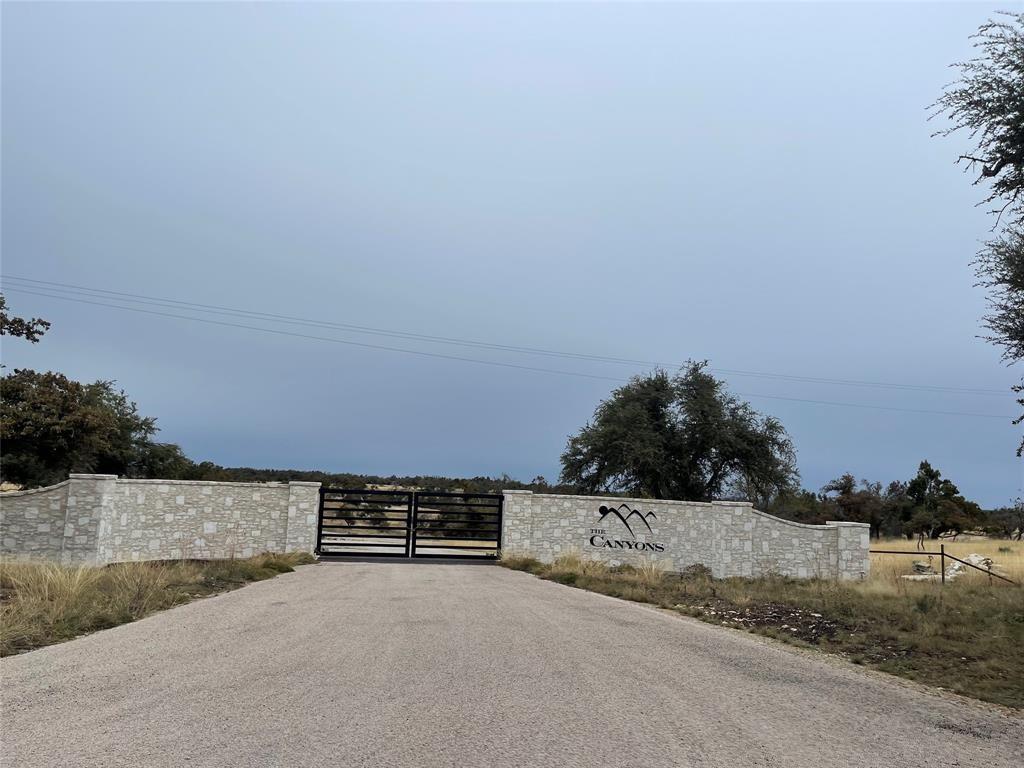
[518,491,755,509]
[824,520,871,528]
[287,481,322,487]
[0,480,71,498]
[117,478,292,489]
[68,474,118,480]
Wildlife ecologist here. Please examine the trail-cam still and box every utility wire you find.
[1,274,1008,397]
[2,285,1013,421]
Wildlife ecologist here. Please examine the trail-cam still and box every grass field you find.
[870,536,1023,585]
[501,542,1024,709]
[0,552,315,656]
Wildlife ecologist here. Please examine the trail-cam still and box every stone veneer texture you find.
[501,491,870,580]
[0,475,320,565]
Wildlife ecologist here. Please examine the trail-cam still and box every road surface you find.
[2,562,1021,767]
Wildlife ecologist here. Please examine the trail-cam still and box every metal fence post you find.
[940,544,945,585]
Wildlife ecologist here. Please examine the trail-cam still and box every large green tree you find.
[933,12,1024,454]
[559,362,798,503]
[900,461,983,541]
[0,369,193,488]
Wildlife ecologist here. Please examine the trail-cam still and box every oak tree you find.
[559,362,798,503]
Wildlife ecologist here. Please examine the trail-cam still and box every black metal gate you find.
[317,488,413,557]
[411,491,502,559]
[316,489,502,559]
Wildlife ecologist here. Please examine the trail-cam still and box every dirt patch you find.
[680,597,844,644]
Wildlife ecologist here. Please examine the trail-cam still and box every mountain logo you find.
[597,504,657,538]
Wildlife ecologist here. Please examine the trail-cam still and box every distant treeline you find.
[179,462,579,496]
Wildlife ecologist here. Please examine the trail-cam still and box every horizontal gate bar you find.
[321,497,412,505]
[323,518,411,524]
[412,502,501,510]
[319,541,410,549]
[413,492,502,499]
[411,512,499,518]
[321,488,413,496]
[321,504,409,511]
[411,520,499,528]
[321,508,410,515]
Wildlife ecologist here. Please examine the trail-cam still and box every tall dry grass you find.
[0,552,314,655]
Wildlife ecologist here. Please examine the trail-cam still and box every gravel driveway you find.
[2,561,1021,767]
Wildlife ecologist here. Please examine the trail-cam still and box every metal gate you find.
[316,488,502,559]
[411,491,502,559]
[317,488,413,557]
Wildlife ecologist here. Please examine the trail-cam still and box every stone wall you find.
[0,474,320,565]
[501,491,870,580]
[2,478,870,578]
[0,480,70,562]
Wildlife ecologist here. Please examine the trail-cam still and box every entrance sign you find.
[589,504,665,552]
[502,491,869,581]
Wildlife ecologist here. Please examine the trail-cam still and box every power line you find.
[1,286,626,383]
[2,285,1014,421]
[1,274,1008,397]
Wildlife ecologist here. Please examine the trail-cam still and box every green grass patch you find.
[500,553,1024,709]
[0,551,316,656]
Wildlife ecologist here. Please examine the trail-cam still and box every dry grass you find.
[870,537,1023,585]
[0,552,315,656]
[501,550,1024,708]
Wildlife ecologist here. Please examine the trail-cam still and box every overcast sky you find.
[2,2,1020,507]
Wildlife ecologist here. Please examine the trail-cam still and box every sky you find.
[2,2,1021,507]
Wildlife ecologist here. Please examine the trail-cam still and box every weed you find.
[0,552,315,656]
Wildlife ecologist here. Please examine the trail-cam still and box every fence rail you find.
[869,545,1018,585]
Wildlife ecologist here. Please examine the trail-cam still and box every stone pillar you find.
[62,474,119,566]
[826,521,871,581]
[501,490,534,555]
[285,481,321,553]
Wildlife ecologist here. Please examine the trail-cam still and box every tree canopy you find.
[559,362,798,503]
[0,294,50,344]
[932,12,1024,454]
[765,462,988,540]
[0,369,190,488]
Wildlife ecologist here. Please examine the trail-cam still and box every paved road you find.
[2,563,1022,768]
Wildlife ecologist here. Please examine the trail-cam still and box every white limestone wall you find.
[0,480,70,562]
[0,475,320,565]
[502,491,870,581]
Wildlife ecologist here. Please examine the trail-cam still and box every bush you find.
[680,563,713,580]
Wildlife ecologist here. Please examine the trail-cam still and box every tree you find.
[974,232,1024,454]
[902,461,982,541]
[879,481,915,538]
[559,361,798,503]
[764,487,829,526]
[984,498,1024,540]
[0,294,50,343]
[0,368,194,488]
[821,474,885,538]
[932,12,1024,455]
